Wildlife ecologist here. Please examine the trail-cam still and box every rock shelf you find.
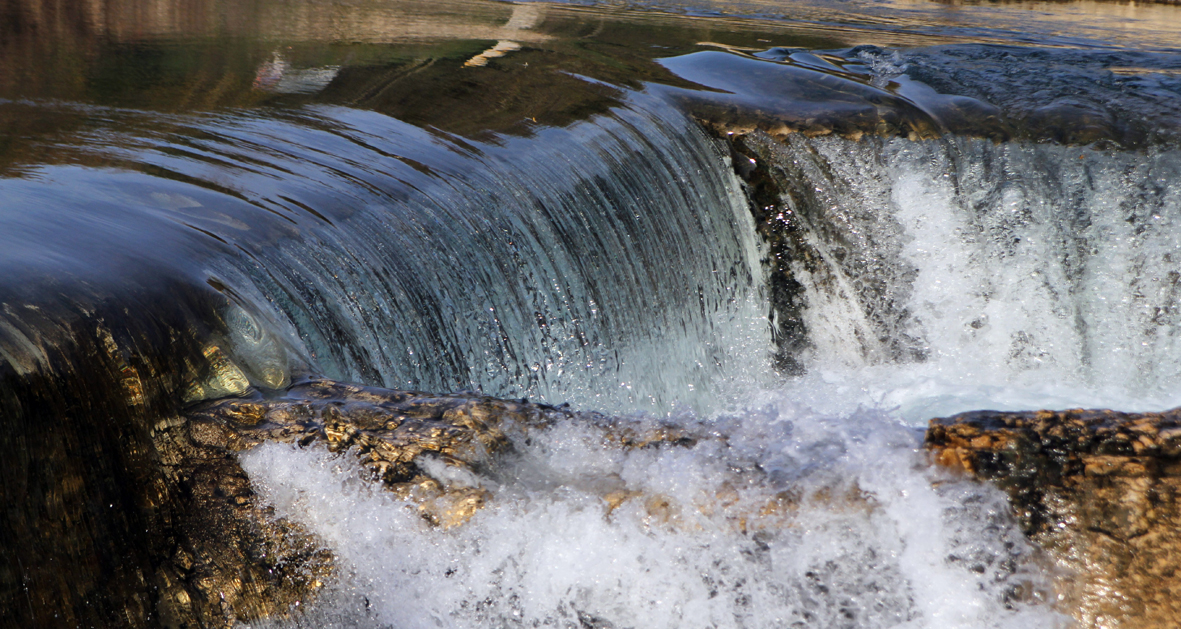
[927,408,1181,629]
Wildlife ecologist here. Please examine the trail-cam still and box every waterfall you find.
[0,89,777,627]
[736,131,1181,420]
[229,91,1175,629]
[190,94,772,413]
[5,19,1180,626]
[0,90,770,416]
[237,117,1181,628]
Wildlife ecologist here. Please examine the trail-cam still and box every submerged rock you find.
[926,408,1181,629]
[0,285,333,629]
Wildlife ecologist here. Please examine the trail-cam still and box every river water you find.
[2,0,1181,627]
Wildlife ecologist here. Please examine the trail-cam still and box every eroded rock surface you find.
[185,379,577,528]
[926,408,1181,629]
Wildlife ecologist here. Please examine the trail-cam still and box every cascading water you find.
[5,2,1181,627]
[235,48,1179,629]
[200,94,772,413]
[739,132,1181,421]
[4,90,769,414]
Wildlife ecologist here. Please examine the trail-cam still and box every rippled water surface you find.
[3,0,1181,627]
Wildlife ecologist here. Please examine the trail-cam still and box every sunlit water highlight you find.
[222,83,1174,629]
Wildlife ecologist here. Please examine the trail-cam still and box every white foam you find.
[241,396,1067,629]
[772,136,1181,421]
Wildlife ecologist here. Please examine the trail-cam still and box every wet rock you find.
[186,379,705,529]
[186,379,571,528]
[149,416,333,628]
[0,284,335,629]
[2,303,694,629]
[718,129,928,374]
[926,408,1181,629]
[189,379,894,555]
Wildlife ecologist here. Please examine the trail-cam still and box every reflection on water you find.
[0,0,874,151]
[3,0,1181,627]
[626,0,1181,49]
[880,0,1181,49]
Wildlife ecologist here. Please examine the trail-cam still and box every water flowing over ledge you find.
[4,1,1181,627]
[0,85,773,627]
[1,89,768,414]
[730,132,1181,420]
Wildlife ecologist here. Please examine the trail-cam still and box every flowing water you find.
[3,0,1181,627]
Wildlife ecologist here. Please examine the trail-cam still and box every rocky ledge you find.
[147,379,568,627]
[180,386,1181,628]
[185,379,571,530]
[44,371,1181,628]
[926,408,1181,629]
[154,378,704,627]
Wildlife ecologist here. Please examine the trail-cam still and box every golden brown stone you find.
[184,378,576,530]
[926,407,1181,629]
[147,412,334,628]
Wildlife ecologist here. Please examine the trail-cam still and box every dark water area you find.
[4,0,1181,626]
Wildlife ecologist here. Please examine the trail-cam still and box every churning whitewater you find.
[747,134,1181,421]
[230,80,1181,627]
[242,401,1061,629]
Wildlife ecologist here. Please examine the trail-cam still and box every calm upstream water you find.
[3,0,1181,627]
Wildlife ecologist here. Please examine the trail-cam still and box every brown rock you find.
[150,417,333,628]
[926,408,1181,628]
[185,378,706,531]
[184,378,574,529]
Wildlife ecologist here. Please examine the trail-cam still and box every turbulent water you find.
[234,57,1181,629]
[234,117,1181,629]
[242,406,1060,629]
[747,133,1181,420]
[4,0,1181,627]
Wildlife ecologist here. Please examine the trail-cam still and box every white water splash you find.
[762,134,1181,421]
[241,393,1066,629]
